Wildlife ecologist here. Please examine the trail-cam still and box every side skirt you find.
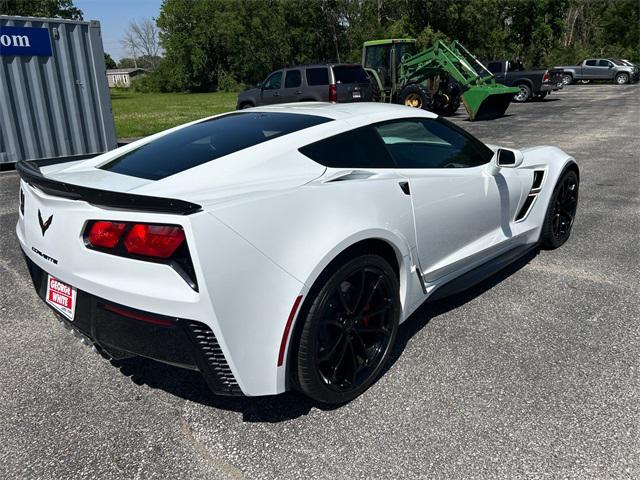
[427,244,537,302]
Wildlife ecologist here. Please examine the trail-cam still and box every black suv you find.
[236,64,372,109]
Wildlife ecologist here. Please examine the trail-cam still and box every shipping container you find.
[0,15,116,164]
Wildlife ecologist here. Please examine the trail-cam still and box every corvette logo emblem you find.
[38,210,53,236]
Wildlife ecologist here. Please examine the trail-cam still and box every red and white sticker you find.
[46,275,76,321]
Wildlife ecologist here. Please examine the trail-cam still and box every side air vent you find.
[515,170,545,222]
[186,321,241,394]
[532,170,544,190]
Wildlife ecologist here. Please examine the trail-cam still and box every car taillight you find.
[89,221,127,248]
[329,83,337,102]
[86,221,185,258]
[124,224,185,258]
[543,71,550,83]
[84,220,196,290]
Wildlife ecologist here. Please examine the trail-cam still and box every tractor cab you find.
[362,39,417,100]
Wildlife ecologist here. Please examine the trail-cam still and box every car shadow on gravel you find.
[381,248,539,379]
[112,249,538,422]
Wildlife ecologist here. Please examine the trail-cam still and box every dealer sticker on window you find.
[46,275,77,321]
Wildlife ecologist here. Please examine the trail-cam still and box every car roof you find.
[282,63,364,69]
[247,102,438,121]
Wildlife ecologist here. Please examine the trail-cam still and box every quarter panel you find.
[208,174,419,309]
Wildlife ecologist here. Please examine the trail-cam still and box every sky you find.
[75,0,162,60]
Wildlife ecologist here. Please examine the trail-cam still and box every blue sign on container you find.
[0,26,52,56]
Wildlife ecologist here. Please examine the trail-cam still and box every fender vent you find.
[532,170,544,190]
[186,321,241,394]
[516,170,545,222]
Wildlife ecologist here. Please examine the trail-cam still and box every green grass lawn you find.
[110,90,238,139]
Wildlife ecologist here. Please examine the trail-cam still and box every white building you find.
[106,68,145,88]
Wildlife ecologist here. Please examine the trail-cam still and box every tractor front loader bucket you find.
[461,83,520,121]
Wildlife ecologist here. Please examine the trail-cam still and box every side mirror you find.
[496,148,524,167]
[257,82,263,89]
[487,147,524,175]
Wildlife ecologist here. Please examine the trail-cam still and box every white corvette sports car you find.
[16,103,579,404]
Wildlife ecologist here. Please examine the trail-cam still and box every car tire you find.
[615,73,629,85]
[513,84,532,103]
[240,102,254,109]
[399,83,433,111]
[540,169,579,250]
[561,74,573,85]
[534,92,548,101]
[295,254,400,404]
[578,79,591,85]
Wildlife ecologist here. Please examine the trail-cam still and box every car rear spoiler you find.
[16,160,202,215]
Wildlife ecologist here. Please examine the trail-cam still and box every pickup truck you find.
[485,60,564,102]
[556,58,639,85]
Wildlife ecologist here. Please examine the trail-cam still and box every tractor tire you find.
[434,93,461,116]
[399,84,433,111]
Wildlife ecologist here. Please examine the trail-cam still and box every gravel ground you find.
[0,83,638,480]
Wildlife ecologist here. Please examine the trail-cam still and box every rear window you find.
[285,70,302,88]
[487,62,502,73]
[332,65,369,84]
[306,67,329,86]
[101,112,332,180]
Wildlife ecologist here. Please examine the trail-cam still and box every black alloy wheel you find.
[541,170,579,249]
[295,254,400,404]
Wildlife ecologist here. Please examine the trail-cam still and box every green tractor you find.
[362,38,520,120]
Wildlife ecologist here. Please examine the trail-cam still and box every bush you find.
[131,73,159,93]
[217,69,242,92]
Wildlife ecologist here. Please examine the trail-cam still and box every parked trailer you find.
[0,16,116,165]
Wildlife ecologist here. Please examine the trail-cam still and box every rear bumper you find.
[22,252,243,396]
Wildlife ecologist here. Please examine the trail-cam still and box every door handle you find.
[295,90,302,94]
[273,92,280,96]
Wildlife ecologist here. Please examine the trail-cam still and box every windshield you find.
[101,112,332,180]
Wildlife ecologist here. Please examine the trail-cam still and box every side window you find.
[597,59,611,67]
[305,67,329,86]
[263,71,282,90]
[299,127,395,169]
[487,62,502,74]
[373,118,494,169]
[284,70,302,88]
[585,60,597,66]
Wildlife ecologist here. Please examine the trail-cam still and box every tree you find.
[0,0,82,19]
[121,18,162,70]
[104,52,117,70]
[152,0,639,93]
[117,58,137,69]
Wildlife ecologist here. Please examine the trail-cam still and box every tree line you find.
[146,0,640,93]
[2,0,638,93]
